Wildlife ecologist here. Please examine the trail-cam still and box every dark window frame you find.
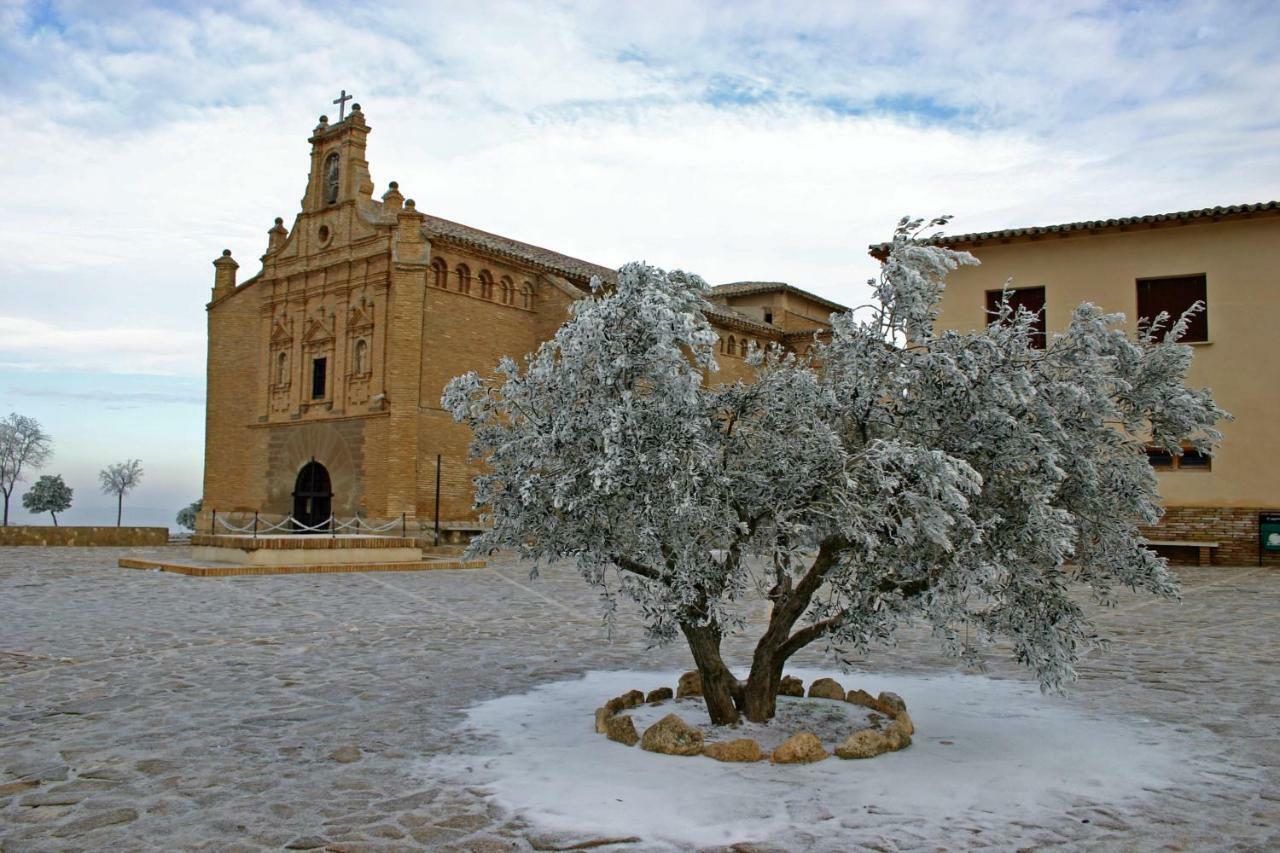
[1136,274,1208,343]
[311,357,328,400]
[985,286,1047,349]
[1146,445,1212,472]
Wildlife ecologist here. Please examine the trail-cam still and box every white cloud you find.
[0,0,1276,378]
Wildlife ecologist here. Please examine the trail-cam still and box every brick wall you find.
[1140,506,1280,566]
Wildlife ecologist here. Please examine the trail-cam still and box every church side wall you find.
[202,288,269,517]
[415,250,578,522]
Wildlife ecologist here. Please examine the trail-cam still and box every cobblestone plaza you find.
[1,547,1276,851]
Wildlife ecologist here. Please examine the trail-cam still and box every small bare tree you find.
[0,413,53,526]
[99,459,144,527]
[22,474,73,525]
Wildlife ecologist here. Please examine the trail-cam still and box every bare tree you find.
[99,459,144,527]
[0,413,53,526]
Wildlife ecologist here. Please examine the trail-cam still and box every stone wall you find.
[0,526,169,547]
[1140,506,1280,566]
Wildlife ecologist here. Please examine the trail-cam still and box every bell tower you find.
[302,98,375,214]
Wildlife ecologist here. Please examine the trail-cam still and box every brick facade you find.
[201,106,843,532]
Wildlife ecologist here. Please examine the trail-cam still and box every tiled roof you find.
[868,201,1280,257]
[713,281,849,313]
[422,215,617,284]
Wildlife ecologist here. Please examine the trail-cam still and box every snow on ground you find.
[417,668,1203,849]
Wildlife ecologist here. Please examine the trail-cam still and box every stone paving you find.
[0,546,1277,852]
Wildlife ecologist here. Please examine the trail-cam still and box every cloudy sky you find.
[0,0,1277,526]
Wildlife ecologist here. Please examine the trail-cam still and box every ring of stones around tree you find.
[593,671,914,763]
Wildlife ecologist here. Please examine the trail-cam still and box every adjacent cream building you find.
[900,203,1280,565]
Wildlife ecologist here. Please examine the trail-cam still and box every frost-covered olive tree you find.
[444,218,1226,726]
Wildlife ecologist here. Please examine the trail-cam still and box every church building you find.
[201,103,846,536]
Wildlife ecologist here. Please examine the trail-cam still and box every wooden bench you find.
[1146,539,1219,566]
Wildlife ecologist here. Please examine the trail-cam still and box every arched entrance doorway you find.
[292,460,333,531]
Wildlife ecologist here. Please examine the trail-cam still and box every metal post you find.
[211,509,216,535]
[401,512,406,538]
[331,514,336,538]
[253,511,259,539]
[434,454,442,547]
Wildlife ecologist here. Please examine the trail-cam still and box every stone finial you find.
[381,181,403,212]
[212,249,239,300]
[404,198,415,210]
[317,114,329,128]
[266,217,288,254]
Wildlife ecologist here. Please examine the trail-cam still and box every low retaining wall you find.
[0,526,170,547]
[1140,506,1280,566]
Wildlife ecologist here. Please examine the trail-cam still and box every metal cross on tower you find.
[333,89,353,121]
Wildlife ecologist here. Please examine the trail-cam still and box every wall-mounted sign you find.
[1260,512,1280,565]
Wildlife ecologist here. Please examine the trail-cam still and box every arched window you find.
[275,351,288,386]
[727,336,736,356]
[455,264,471,294]
[478,270,494,300]
[521,281,534,309]
[431,257,448,288]
[718,336,725,354]
[323,152,340,204]
[500,277,515,305]
[353,339,368,375]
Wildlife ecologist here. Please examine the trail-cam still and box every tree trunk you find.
[116,493,123,527]
[51,512,58,526]
[679,622,741,726]
[742,639,787,723]
[2,491,8,526]
[740,536,846,723]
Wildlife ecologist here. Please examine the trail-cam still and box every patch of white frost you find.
[417,668,1202,849]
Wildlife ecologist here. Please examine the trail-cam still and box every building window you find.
[985,286,1046,349]
[1137,274,1207,343]
[431,257,448,288]
[275,351,288,386]
[727,335,736,356]
[455,264,471,294]
[500,277,514,305]
[353,339,368,375]
[311,357,327,399]
[324,153,340,204]
[764,309,774,325]
[479,270,494,300]
[521,281,534,309]
[1147,446,1211,471]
